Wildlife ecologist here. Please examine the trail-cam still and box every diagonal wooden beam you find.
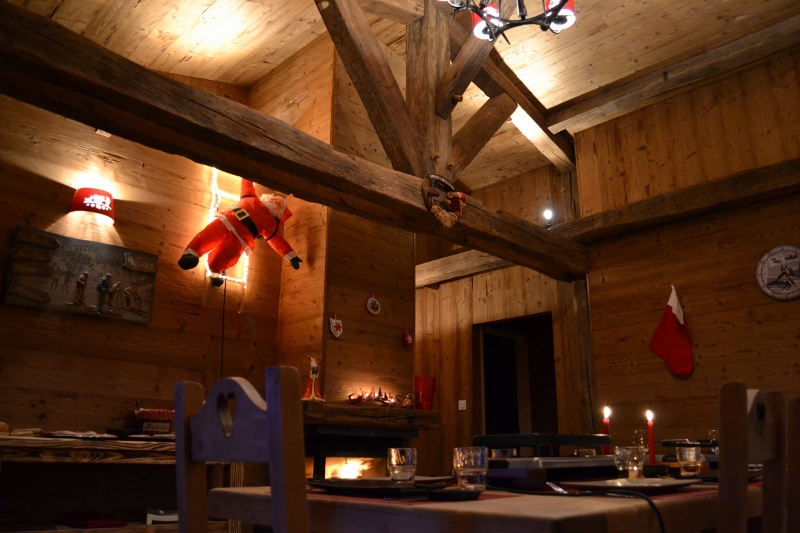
[0,1,588,281]
[434,2,514,119]
[442,11,576,171]
[314,0,423,176]
[547,15,800,134]
[451,92,517,184]
[554,157,800,244]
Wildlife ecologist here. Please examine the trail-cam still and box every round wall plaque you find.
[755,245,800,301]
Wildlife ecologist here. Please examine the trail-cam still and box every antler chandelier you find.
[442,0,576,42]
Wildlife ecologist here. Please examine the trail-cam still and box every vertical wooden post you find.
[762,390,787,533]
[787,396,800,533]
[408,0,453,265]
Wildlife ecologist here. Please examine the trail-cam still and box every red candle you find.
[602,406,611,455]
[646,410,656,464]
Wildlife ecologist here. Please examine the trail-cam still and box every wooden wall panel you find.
[0,96,283,431]
[247,34,336,378]
[249,34,336,143]
[575,46,800,216]
[587,195,800,450]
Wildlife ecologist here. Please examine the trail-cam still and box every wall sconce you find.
[543,208,554,229]
[70,187,115,222]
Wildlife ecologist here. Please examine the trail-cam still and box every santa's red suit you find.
[178,180,301,283]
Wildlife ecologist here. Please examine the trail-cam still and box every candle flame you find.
[646,410,654,422]
[603,406,611,419]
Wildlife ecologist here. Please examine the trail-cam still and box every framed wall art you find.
[4,226,157,324]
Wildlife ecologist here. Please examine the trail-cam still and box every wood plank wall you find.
[576,48,800,449]
[413,167,591,474]
[327,38,416,403]
[248,34,336,378]
[576,46,800,217]
[0,96,283,431]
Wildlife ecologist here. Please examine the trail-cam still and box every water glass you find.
[387,448,417,482]
[614,445,644,478]
[453,446,488,491]
[677,446,703,476]
[633,429,649,455]
[708,429,719,455]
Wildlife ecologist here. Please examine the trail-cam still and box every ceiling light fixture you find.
[70,187,115,222]
[443,0,576,42]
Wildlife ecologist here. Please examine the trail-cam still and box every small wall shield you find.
[329,314,343,338]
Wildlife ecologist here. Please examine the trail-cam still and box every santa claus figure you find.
[178,180,302,285]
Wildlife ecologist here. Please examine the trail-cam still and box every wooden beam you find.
[442,11,576,171]
[315,0,423,176]
[0,1,588,281]
[547,15,800,134]
[451,93,517,183]
[358,0,423,24]
[553,157,800,244]
[415,250,511,288]
[434,2,514,119]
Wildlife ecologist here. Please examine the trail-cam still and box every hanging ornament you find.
[402,327,413,348]
[329,312,343,338]
[366,293,381,315]
[422,173,467,229]
[301,355,325,402]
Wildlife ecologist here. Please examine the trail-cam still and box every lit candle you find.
[602,406,611,455]
[646,410,656,464]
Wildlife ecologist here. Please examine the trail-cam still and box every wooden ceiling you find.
[8,0,800,192]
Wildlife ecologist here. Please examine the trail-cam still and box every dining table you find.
[208,479,763,533]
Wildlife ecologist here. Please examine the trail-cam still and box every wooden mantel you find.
[303,402,440,430]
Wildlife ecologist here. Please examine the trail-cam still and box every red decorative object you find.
[646,410,656,464]
[402,328,413,348]
[414,375,437,411]
[70,187,115,221]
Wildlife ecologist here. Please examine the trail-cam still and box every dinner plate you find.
[561,478,698,494]
[308,477,453,498]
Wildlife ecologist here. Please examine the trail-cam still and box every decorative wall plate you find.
[367,293,381,315]
[755,245,800,301]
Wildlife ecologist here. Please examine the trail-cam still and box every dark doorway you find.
[474,314,558,436]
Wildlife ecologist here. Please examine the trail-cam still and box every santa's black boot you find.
[178,253,199,270]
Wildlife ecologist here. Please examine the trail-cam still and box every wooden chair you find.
[175,366,309,533]
[716,381,799,533]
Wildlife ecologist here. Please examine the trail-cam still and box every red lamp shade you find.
[549,0,576,32]
[70,187,115,221]
[472,4,502,40]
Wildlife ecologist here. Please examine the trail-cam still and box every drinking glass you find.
[387,448,417,482]
[708,429,719,455]
[614,445,644,478]
[677,446,703,476]
[453,446,488,491]
[633,429,649,455]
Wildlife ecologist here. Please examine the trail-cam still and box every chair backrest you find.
[717,381,787,533]
[175,366,309,533]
